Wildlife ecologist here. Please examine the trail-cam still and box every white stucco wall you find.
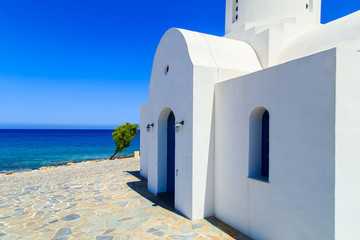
[141,28,262,220]
[214,49,337,240]
[183,29,262,219]
[224,0,323,68]
[140,0,360,235]
[278,10,360,65]
[335,48,360,239]
[140,103,149,178]
[180,30,218,219]
[145,28,194,219]
[200,34,262,82]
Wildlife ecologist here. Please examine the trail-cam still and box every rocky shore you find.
[1,151,140,176]
[0,159,105,176]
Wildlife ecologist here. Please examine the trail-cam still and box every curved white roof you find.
[177,28,263,76]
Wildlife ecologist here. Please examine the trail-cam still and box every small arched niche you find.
[249,106,270,182]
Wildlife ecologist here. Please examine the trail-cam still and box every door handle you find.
[176,169,178,176]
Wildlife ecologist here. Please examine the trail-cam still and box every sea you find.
[0,129,140,174]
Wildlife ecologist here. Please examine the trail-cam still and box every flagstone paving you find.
[0,157,251,240]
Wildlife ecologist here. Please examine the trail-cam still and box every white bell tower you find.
[225,0,322,67]
[226,0,321,34]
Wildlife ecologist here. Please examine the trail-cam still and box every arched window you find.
[307,0,313,12]
[261,110,269,178]
[249,107,270,182]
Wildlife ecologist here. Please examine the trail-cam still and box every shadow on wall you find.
[204,95,215,217]
[126,171,252,239]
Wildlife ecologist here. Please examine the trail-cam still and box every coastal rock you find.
[38,166,55,171]
[113,155,134,160]
[88,160,101,163]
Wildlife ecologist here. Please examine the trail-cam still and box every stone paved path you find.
[0,157,250,240]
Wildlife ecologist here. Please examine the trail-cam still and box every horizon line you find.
[0,128,141,130]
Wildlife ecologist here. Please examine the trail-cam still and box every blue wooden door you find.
[167,112,175,194]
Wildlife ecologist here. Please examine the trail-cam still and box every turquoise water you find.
[0,129,140,173]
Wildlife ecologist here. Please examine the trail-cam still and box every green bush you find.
[109,122,138,160]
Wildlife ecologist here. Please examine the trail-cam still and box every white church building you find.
[140,0,360,239]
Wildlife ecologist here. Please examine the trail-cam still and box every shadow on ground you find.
[126,171,184,218]
[204,217,252,240]
[126,171,253,240]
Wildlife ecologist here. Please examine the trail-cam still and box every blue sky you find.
[0,0,359,129]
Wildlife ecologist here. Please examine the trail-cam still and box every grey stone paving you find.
[0,157,250,239]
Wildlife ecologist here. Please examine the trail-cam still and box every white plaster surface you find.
[215,49,337,240]
[139,103,149,179]
[141,28,262,220]
[335,48,360,239]
[225,0,322,67]
[278,10,360,64]
[140,0,360,239]
[146,28,194,219]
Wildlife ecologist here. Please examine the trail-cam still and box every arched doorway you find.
[167,111,176,195]
[157,108,176,207]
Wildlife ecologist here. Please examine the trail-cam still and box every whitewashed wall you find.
[335,48,360,239]
[140,26,360,238]
[140,28,262,220]
[183,29,261,219]
[144,28,194,218]
[278,11,360,65]
[140,103,149,178]
[214,49,337,240]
